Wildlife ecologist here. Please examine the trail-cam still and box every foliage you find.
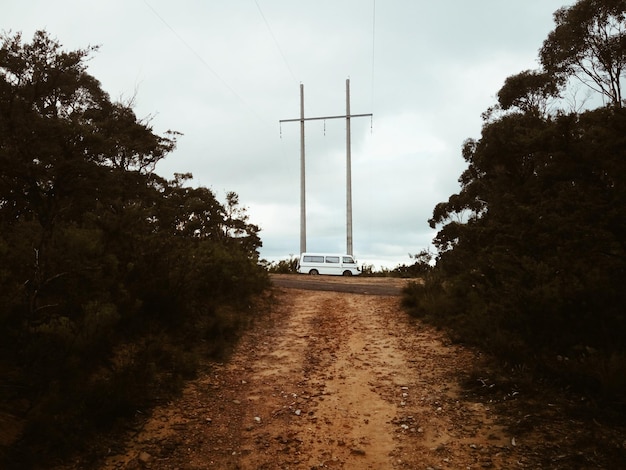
[540,0,626,107]
[0,31,268,466]
[265,256,299,273]
[370,253,432,278]
[405,0,626,405]
[496,70,560,115]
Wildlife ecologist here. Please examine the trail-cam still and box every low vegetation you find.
[265,252,431,278]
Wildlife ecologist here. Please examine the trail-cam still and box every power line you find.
[254,0,299,85]
[142,0,272,129]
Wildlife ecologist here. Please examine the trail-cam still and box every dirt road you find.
[68,276,624,469]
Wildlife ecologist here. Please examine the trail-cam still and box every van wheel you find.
[309,269,319,275]
[342,270,352,276]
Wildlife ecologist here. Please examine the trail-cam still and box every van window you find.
[303,255,324,263]
[325,256,340,263]
[342,256,355,264]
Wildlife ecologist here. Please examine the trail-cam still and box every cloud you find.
[3,0,576,269]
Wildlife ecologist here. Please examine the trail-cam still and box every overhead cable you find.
[254,0,299,85]
[143,0,273,129]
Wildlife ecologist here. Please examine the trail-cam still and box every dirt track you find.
[61,276,625,469]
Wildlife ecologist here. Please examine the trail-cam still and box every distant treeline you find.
[404,0,626,406]
[0,31,268,466]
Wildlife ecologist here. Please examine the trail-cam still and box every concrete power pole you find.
[299,84,306,254]
[345,79,353,256]
[280,79,372,256]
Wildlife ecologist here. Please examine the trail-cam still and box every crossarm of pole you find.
[279,113,373,123]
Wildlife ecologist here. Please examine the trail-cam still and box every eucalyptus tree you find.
[0,31,268,463]
[410,0,626,396]
[0,30,177,322]
[540,0,626,107]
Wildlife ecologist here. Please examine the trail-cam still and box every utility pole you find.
[280,79,372,256]
[299,84,306,254]
[345,79,353,256]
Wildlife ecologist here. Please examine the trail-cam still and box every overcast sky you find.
[4,0,575,269]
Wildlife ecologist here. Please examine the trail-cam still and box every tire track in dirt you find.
[224,289,520,469]
[234,292,401,468]
[95,288,518,469]
[56,280,626,469]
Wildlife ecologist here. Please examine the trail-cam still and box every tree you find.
[0,31,268,464]
[496,69,560,115]
[421,105,626,373]
[410,1,626,401]
[540,0,626,107]
[0,31,176,324]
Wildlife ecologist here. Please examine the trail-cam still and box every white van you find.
[297,253,361,276]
